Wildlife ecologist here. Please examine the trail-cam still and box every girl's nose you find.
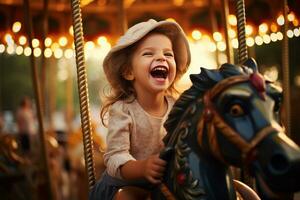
[156,53,166,62]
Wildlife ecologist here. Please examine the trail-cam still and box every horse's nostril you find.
[269,153,289,174]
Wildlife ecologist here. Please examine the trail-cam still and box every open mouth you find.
[150,66,168,79]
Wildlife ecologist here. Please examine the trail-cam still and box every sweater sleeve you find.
[103,101,136,178]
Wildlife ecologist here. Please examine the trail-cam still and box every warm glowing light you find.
[85,41,95,50]
[64,49,74,59]
[277,15,284,26]
[24,47,32,56]
[191,30,202,40]
[277,32,283,40]
[264,66,278,82]
[270,33,278,42]
[228,15,237,26]
[19,36,27,45]
[208,42,216,52]
[33,48,42,57]
[293,19,299,27]
[246,37,254,47]
[51,42,60,51]
[97,36,108,46]
[202,35,211,42]
[213,32,222,42]
[54,48,63,59]
[12,21,22,33]
[44,48,52,58]
[263,35,271,44]
[4,34,14,45]
[270,23,278,32]
[32,38,40,48]
[288,12,295,22]
[101,42,111,52]
[57,68,69,81]
[16,46,23,55]
[6,46,14,54]
[228,29,236,38]
[59,36,68,47]
[166,18,176,22]
[231,39,239,49]
[45,37,52,47]
[255,36,263,46]
[173,0,184,6]
[69,26,73,36]
[0,44,5,53]
[246,25,253,36]
[294,28,300,37]
[217,41,226,51]
[259,23,268,34]
[287,30,293,38]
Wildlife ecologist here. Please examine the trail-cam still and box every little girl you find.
[90,19,191,200]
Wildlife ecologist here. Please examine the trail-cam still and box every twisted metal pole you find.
[235,0,248,64]
[282,0,291,136]
[235,0,253,188]
[70,0,96,190]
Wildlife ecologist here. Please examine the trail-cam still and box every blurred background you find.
[0,0,300,199]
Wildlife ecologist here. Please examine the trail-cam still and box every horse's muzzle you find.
[255,131,300,192]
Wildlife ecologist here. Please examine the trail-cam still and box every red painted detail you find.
[177,173,186,185]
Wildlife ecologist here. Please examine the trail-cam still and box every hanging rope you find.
[70,0,96,189]
[282,0,291,136]
[235,0,248,64]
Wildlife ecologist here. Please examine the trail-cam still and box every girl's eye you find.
[229,104,245,117]
[164,52,174,57]
[142,52,153,56]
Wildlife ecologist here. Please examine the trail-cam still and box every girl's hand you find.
[143,154,166,184]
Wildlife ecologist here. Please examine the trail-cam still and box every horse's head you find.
[196,58,300,195]
[163,58,300,199]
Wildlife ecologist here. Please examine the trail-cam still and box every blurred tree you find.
[0,54,34,111]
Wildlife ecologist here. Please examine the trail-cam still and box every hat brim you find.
[103,19,191,88]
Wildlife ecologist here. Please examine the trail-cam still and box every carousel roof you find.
[0,0,299,39]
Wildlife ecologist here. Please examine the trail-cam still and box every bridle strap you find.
[197,74,283,163]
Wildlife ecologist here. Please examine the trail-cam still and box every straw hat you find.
[103,19,191,88]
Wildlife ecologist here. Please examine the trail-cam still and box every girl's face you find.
[125,33,176,96]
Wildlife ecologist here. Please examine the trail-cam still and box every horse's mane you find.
[164,63,245,143]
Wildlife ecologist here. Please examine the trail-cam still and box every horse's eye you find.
[229,104,244,117]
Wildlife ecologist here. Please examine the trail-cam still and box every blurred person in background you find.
[16,96,37,154]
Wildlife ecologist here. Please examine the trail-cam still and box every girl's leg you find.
[113,186,151,200]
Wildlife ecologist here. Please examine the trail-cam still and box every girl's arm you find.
[120,154,166,184]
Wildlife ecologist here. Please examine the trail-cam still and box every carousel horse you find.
[150,58,300,200]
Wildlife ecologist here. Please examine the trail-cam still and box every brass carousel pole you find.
[234,0,253,188]
[70,0,96,190]
[282,0,291,136]
[235,0,248,64]
[209,0,220,67]
[41,0,48,113]
[221,0,234,64]
[118,0,128,34]
[23,0,53,199]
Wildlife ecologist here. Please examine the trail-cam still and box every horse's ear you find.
[190,67,223,86]
[243,58,258,73]
[201,68,223,82]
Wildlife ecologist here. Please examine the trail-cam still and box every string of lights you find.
[0,13,299,59]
